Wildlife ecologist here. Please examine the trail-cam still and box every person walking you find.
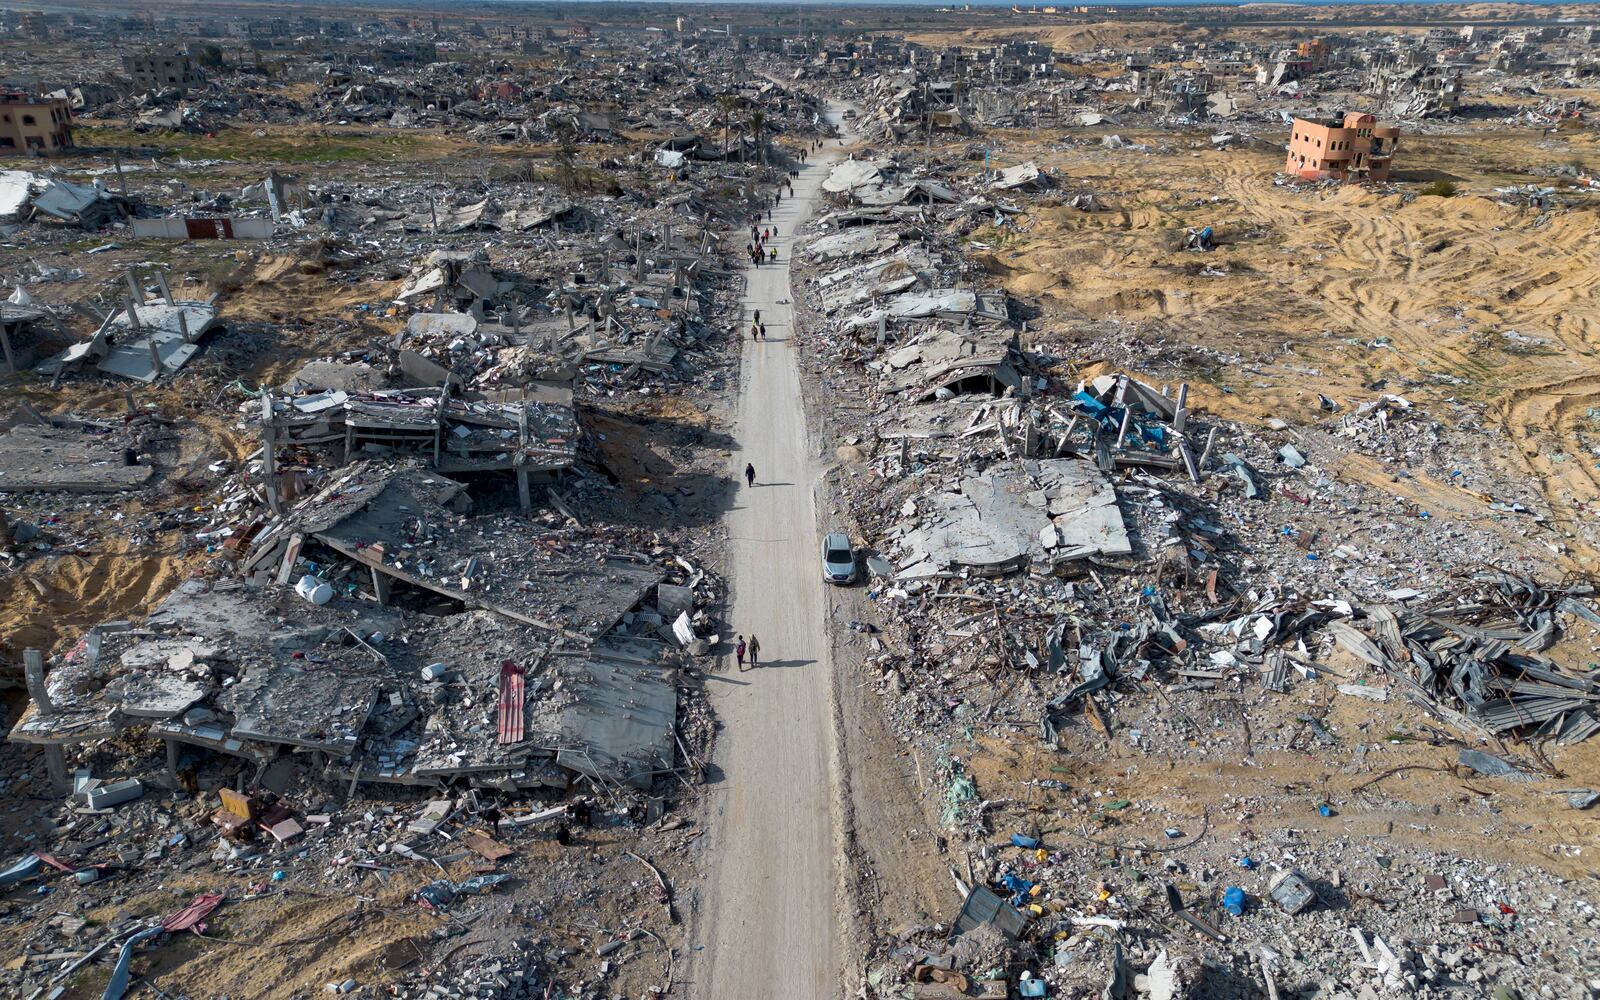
[769,246,777,263]
[752,321,760,341]
[758,321,766,340]
[748,635,761,667]
[744,462,756,487]
[753,309,761,324]
[735,635,747,671]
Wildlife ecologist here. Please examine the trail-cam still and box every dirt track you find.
[693,116,851,998]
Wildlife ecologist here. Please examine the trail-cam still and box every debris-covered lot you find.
[2,3,1600,999]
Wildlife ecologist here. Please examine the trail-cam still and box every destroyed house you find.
[9,573,682,793]
[257,379,579,511]
[880,326,1022,401]
[1285,112,1398,183]
[0,297,53,373]
[893,457,1133,578]
[45,274,218,384]
[121,52,204,94]
[0,93,72,154]
[239,462,650,630]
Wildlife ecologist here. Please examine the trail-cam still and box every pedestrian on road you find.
[751,322,759,341]
[745,462,756,487]
[769,247,777,262]
[748,635,761,666]
[753,309,761,323]
[759,321,766,340]
[772,224,779,236]
[762,228,768,241]
[736,635,747,671]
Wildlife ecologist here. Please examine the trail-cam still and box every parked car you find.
[821,531,858,585]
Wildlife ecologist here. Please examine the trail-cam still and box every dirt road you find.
[695,118,850,999]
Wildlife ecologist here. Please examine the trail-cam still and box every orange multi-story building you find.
[1284,111,1399,183]
[1295,37,1331,71]
[0,94,73,155]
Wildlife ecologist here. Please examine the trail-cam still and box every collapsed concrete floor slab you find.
[0,422,155,493]
[10,573,685,792]
[893,458,1132,577]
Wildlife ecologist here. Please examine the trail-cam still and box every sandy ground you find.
[692,118,852,999]
[968,130,1600,568]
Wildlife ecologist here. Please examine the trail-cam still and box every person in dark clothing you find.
[748,635,761,666]
[753,309,761,323]
[758,322,766,340]
[745,463,756,487]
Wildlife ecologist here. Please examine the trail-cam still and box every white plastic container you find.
[295,574,333,606]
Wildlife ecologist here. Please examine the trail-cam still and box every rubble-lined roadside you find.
[790,139,1600,1000]
[0,23,846,999]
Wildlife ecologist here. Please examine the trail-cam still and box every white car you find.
[821,532,858,585]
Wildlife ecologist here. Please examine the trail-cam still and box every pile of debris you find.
[0,170,138,230]
[1332,573,1600,745]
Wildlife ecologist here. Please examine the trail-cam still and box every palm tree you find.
[750,109,766,166]
[718,94,739,163]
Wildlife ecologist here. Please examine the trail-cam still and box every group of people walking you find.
[748,218,780,266]
[735,634,762,671]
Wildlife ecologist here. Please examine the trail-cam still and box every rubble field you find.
[1,3,1599,1000]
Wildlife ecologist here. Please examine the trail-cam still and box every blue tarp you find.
[1071,391,1166,450]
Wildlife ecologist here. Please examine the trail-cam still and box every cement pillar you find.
[260,393,280,514]
[24,650,68,793]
